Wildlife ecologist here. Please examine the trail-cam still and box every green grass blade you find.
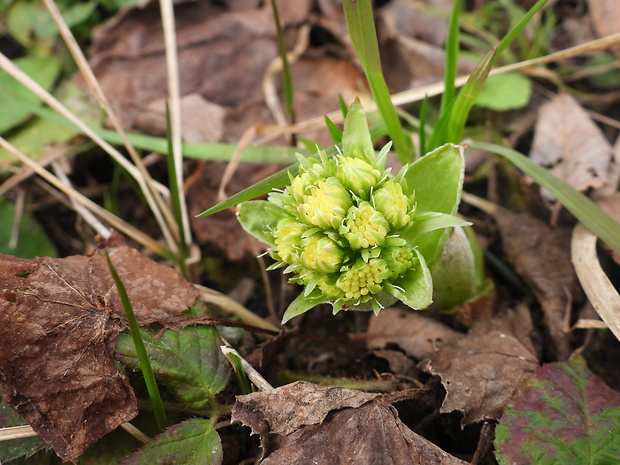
[445,47,497,143]
[427,47,496,150]
[496,0,549,57]
[325,115,343,144]
[196,163,298,217]
[342,0,414,163]
[104,250,168,432]
[439,0,461,118]
[471,141,620,256]
[270,0,295,124]
[418,94,429,156]
[165,104,188,268]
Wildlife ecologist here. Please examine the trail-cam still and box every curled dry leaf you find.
[232,381,467,465]
[420,309,538,426]
[492,208,583,360]
[363,308,463,361]
[588,0,620,59]
[529,93,615,203]
[0,245,199,462]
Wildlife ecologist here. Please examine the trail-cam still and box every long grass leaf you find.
[105,251,168,432]
[196,164,298,217]
[471,141,620,256]
[342,0,414,163]
[496,0,549,57]
[164,105,189,269]
[270,0,295,124]
[439,0,461,117]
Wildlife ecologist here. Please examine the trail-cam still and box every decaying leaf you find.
[363,308,463,361]
[495,356,620,465]
[529,93,615,203]
[588,0,620,59]
[0,245,199,462]
[232,381,468,465]
[420,309,538,426]
[492,209,583,360]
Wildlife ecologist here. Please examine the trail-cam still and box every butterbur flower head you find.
[298,177,352,229]
[336,156,382,198]
[300,233,346,274]
[236,99,467,322]
[373,179,414,230]
[340,201,389,250]
[336,257,390,302]
[273,217,305,265]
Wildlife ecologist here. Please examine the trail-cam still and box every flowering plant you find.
[238,100,468,322]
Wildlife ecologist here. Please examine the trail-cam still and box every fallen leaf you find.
[0,245,199,462]
[88,2,361,146]
[492,209,583,360]
[588,0,620,58]
[529,93,615,203]
[420,309,538,426]
[135,93,226,143]
[186,161,286,260]
[232,381,468,465]
[362,308,463,361]
[495,356,620,465]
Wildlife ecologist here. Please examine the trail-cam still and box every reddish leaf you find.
[495,357,620,465]
[232,381,468,465]
[0,246,199,462]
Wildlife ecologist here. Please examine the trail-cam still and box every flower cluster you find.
[267,148,415,306]
[237,100,466,322]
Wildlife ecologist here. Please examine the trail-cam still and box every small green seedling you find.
[237,100,468,323]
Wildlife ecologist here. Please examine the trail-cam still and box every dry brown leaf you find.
[232,381,468,465]
[88,1,362,145]
[492,209,583,360]
[363,308,463,361]
[420,309,538,426]
[135,93,226,143]
[588,0,620,58]
[529,93,615,203]
[186,161,286,260]
[0,245,198,462]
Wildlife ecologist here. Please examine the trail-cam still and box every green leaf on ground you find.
[495,356,620,465]
[0,397,50,463]
[120,419,222,465]
[0,56,61,134]
[115,305,230,410]
[476,72,532,111]
[0,197,57,258]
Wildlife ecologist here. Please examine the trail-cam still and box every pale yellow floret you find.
[337,259,388,301]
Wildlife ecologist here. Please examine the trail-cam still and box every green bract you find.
[238,100,468,323]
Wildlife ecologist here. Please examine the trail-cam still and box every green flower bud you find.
[381,246,416,280]
[339,201,389,249]
[336,258,390,302]
[336,156,382,198]
[316,274,344,301]
[298,177,352,229]
[372,179,413,230]
[300,233,346,274]
[273,217,306,265]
